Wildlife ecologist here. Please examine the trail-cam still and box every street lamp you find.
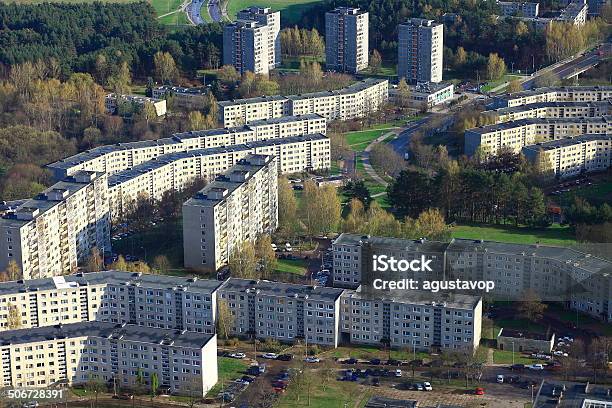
[511,341,515,365]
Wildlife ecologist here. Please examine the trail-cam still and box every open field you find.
[151,0,184,15]
[492,349,541,365]
[277,379,371,408]
[275,258,308,275]
[226,0,320,25]
[481,74,522,92]
[158,11,190,25]
[559,179,612,206]
[451,223,576,246]
[206,357,249,397]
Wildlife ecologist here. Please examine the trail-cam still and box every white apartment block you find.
[237,7,281,68]
[0,271,222,334]
[340,289,482,353]
[0,171,110,280]
[183,155,278,272]
[218,78,389,127]
[218,278,345,347]
[558,0,589,25]
[484,101,612,123]
[498,1,540,17]
[325,7,369,73]
[105,94,167,117]
[223,20,270,75]
[47,115,326,180]
[464,116,612,156]
[488,86,612,109]
[0,322,218,396]
[107,134,329,218]
[330,234,612,322]
[398,19,444,84]
[522,134,612,178]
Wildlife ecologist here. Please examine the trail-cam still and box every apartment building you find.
[587,0,610,15]
[0,271,222,334]
[223,20,270,75]
[390,82,455,109]
[152,86,210,110]
[183,155,278,272]
[522,134,612,178]
[0,322,218,396]
[332,234,448,289]
[107,134,330,218]
[218,78,389,127]
[464,116,612,156]
[558,0,588,25]
[219,278,345,347]
[47,114,326,180]
[497,1,540,17]
[484,101,612,123]
[237,7,281,68]
[488,86,612,109]
[340,289,482,352]
[325,7,369,73]
[0,172,110,280]
[330,234,612,322]
[104,94,167,117]
[398,19,444,84]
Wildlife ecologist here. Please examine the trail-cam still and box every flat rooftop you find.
[499,328,553,341]
[522,134,612,152]
[333,233,450,253]
[535,381,612,408]
[465,116,611,135]
[345,287,482,310]
[221,278,345,302]
[494,86,612,102]
[0,322,214,349]
[485,100,612,115]
[0,270,225,297]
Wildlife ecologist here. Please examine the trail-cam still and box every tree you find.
[396,78,411,108]
[3,260,21,281]
[278,177,297,234]
[217,298,235,340]
[85,247,104,272]
[109,255,128,271]
[486,53,506,80]
[254,235,277,279]
[7,303,22,329]
[369,49,382,74]
[342,180,372,209]
[107,61,132,95]
[517,289,547,322]
[414,208,452,240]
[154,52,179,84]
[506,79,523,93]
[217,65,240,84]
[534,70,561,87]
[454,47,467,68]
[152,255,171,275]
[228,241,257,279]
[187,111,206,130]
[150,372,159,399]
[300,181,341,236]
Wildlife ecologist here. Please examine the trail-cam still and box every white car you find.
[304,357,320,363]
[394,369,402,377]
[262,353,278,359]
[496,374,504,383]
[528,364,544,370]
[423,382,433,391]
[271,243,278,251]
[554,351,569,357]
[230,352,246,359]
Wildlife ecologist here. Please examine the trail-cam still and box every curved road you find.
[187,0,204,24]
[207,0,222,22]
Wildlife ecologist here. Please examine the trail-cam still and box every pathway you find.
[360,130,397,188]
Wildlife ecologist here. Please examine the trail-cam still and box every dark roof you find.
[498,329,553,341]
[221,278,345,302]
[535,381,612,408]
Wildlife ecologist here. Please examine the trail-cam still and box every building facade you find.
[325,7,369,73]
[340,289,482,352]
[497,1,540,17]
[183,155,278,272]
[522,134,612,178]
[464,116,612,156]
[0,172,110,280]
[223,20,270,75]
[398,19,444,84]
[218,278,345,347]
[484,101,612,123]
[218,78,389,127]
[104,94,167,117]
[488,86,612,109]
[0,322,218,396]
[237,7,281,69]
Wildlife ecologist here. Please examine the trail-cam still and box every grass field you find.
[275,258,308,275]
[481,74,522,93]
[206,357,249,397]
[151,0,183,15]
[158,11,190,25]
[277,378,370,408]
[452,223,576,246]
[226,0,320,25]
[492,349,540,365]
[559,179,612,206]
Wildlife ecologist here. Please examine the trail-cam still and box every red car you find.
[474,387,485,395]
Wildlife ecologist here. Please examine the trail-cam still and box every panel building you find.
[0,272,222,334]
[218,78,389,127]
[325,7,369,73]
[497,1,540,17]
[223,20,270,75]
[237,7,281,68]
[398,19,444,84]
[0,172,110,280]
[0,322,218,396]
[483,101,612,123]
[488,86,612,109]
[340,289,482,352]
[522,134,612,178]
[183,155,278,272]
[219,278,345,347]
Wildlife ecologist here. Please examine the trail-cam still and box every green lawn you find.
[157,10,190,25]
[452,223,576,246]
[206,357,249,397]
[150,0,184,15]
[226,0,320,25]
[558,180,612,206]
[275,258,308,275]
[345,129,396,152]
[492,349,540,365]
[277,376,370,408]
[481,74,522,93]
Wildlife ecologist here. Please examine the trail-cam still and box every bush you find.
[307,345,321,356]
[260,338,282,352]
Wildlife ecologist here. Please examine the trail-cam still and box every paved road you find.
[387,117,429,156]
[522,45,607,90]
[187,0,204,24]
[207,0,221,22]
[361,130,397,187]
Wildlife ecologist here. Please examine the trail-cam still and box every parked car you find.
[372,377,380,387]
[113,394,134,400]
[230,352,246,359]
[277,354,293,361]
[262,353,278,359]
[496,374,504,384]
[528,364,544,370]
[474,387,485,395]
[423,382,433,391]
[510,363,525,370]
[370,358,381,365]
[304,357,320,363]
[414,383,424,391]
[345,358,358,364]
[394,369,402,377]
